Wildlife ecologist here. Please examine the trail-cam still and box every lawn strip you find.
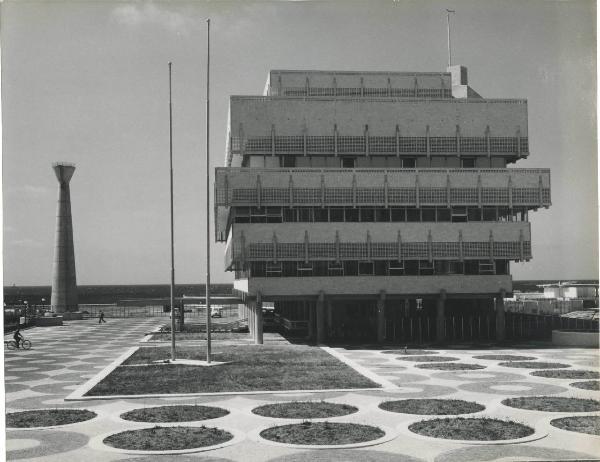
[502,396,600,412]
[409,417,534,441]
[252,401,357,419]
[103,426,232,451]
[551,416,600,436]
[121,405,229,422]
[379,399,484,415]
[260,422,384,445]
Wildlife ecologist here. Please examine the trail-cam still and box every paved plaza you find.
[4,318,600,461]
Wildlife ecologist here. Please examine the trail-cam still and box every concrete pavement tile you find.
[458,380,568,396]
[266,449,425,462]
[6,429,89,460]
[433,444,599,462]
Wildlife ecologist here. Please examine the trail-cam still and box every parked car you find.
[210,307,222,318]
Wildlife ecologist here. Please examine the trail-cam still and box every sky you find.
[1,0,597,286]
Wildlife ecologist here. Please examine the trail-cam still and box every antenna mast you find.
[446,9,455,67]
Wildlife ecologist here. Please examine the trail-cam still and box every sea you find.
[3,280,598,306]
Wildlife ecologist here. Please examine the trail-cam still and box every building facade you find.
[215,66,551,344]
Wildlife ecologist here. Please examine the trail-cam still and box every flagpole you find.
[446,9,455,68]
[205,19,212,364]
[169,61,176,361]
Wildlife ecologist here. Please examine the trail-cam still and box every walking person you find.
[13,328,24,349]
[98,310,106,324]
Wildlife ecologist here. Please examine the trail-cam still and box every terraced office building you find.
[215,67,550,344]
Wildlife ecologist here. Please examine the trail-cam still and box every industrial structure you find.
[215,66,551,344]
[51,162,79,313]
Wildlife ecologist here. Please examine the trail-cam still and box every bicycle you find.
[4,339,31,350]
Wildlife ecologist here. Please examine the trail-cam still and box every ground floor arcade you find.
[239,290,507,345]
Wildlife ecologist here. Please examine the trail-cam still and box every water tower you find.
[50,162,78,313]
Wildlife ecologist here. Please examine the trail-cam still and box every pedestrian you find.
[99,311,106,324]
[13,328,24,349]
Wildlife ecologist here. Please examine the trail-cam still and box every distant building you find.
[215,66,551,343]
[539,282,598,308]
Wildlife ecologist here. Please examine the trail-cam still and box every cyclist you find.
[13,328,24,349]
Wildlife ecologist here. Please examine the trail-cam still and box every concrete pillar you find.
[51,163,78,314]
[436,290,447,344]
[326,300,333,339]
[377,291,386,344]
[255,292,263,345]
[496,290,506,342]
[316,291,326,344]
[307,301,315,341]
[248,302,254,339]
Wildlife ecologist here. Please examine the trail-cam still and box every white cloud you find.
[111,2,195,34]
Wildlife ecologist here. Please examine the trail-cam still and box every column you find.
[496,289,506,342]
[307,301,315,341]
[248,302,255,339]
[255,292,263,345]
[436,290,446,344]
[316,291,326,344]
[327,300,333,339]
[377,291,386,344]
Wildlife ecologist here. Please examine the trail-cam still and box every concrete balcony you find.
[239,275,512,298]
[214,167,550,240]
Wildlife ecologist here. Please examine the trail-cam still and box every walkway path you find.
[4,319,600,461]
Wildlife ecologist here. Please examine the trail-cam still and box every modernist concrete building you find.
[215,66,551,344]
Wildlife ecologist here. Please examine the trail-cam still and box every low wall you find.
[61,312,83,320]
[35,317,63,327]
[552,330,599,348]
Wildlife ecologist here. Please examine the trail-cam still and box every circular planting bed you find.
[6,409,96,428]
[551,416,600,436]
[570,380,600,391]
[472,354,537,361]
[397,355,458,362]
[260,422,385,445]
[498,361,570,369]
[531,369,600,380]
[121,405,229,422]
[103,426,233,451]
[383,349,438,355]
[252,401,357,419]
[379,399,484,415]
[416,363,486,371]
[408,417,534,441]
[502,397,600,412]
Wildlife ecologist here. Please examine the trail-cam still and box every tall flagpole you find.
[446,9,455,68]
[205,19,212,364]
[169,62,176,361]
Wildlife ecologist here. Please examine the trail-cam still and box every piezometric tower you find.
[215,67,551,344]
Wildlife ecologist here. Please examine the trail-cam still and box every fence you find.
[80,304,239,319]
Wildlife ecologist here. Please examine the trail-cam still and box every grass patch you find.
[382,349,438,355]
[252,401,357,419]
[87,345,379,395]
[498,361,570,369]
[531,369,600,380]
[472,354,536,361]
[121,405,229,422]
[570,380,600,391]
[397,355,458,362]
[416,363,486,371]
[6,409,96,428]
[103,426,232,450]
[259,422,384,445]
[379,399,484,415]
[551,416,600,436]
[409,417,534,441]
[502,396,600,412]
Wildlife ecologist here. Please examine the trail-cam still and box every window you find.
[419,260,434,275]
[297,262,313,276]
[374,260,387,275]
[344,260,358,276]
[345,207,359,222]
[451,206,467,223]
[341,157,356,168]
[437,207,451,222]
[403,158,416,168]
[283,208,297,222]
[388,260,405,276]
[496,260,509,275]
[235,207,250,223]
[313,261,328,276]
[360,207,375,222]
[328,261,344,276]
[358,261,374,275]
[391,207,406,222]
[422,207,436,222]
[467,207,482,222]
[298,208,313,222]
[407,208,420,222]
[282,261,297,277]
[314,208,329,222]
[482,206,497,221]
[375,208,390,222]
[461,157,476,168]
[251,262,266,277]
[330,208,344,222]
[405,260,419,275]
[479,261,495,275]
[266,262,282,277]
[280,156,296,168]
[464,260,479,275]
[266,207,282,223]
[250,207,267,223]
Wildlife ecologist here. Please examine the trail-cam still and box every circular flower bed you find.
[502,397,600,412]
[397,355,458,362]
[472,354,536,361]
[121,405,229,422]
[252,401,357,419]
[379,399,484,415]
[498,361,570,369]
[531,370,600,380]
[260,422,385,445]
[570,380,600,391]
[409,417,534,441]
[382,349,438,355]
[551,416,600,436]
[416,363,486,371]
[6,409,96,428]
[103,426,233,451]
